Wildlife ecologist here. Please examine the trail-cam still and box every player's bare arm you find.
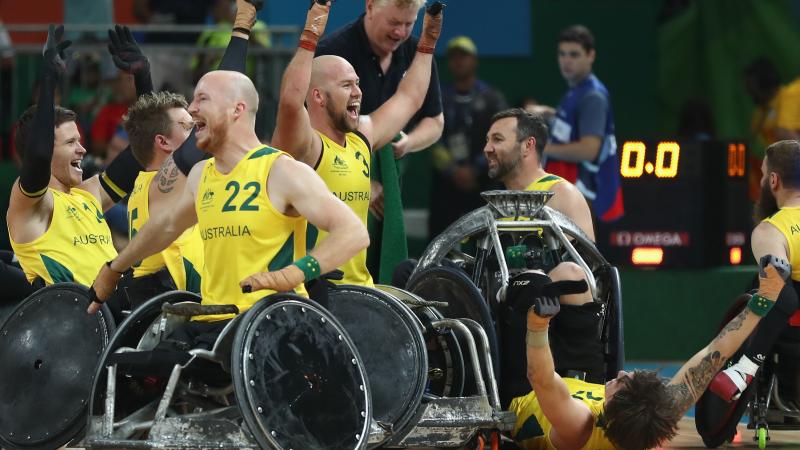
[666,259,787,416]
[524,293,595,449]
[271,1,331,165]
[87,163,203,313]
[361,3,443,150]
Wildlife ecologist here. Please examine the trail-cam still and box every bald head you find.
[197,70,259,117]
[310,55,357,93]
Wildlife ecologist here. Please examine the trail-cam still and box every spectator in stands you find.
[67,53,106,134]
[744,57,800,200]
[190,0,271,85]
[133,0,216,92]
[539,25,624,223]
[429,36,506,238]
[90,72,136,159]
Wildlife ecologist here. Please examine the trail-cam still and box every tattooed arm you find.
[148,155,189,215]
[666,306,761,415]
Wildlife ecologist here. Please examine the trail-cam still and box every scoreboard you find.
[598,140,752,268]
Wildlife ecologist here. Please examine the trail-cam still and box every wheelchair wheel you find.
[0,283,115,450]
[376,284,466,398]
[757,426,768,449]
[407,265,500,393]
[326,285,427,447]
[88,291,200,423]
[232,294,371,450]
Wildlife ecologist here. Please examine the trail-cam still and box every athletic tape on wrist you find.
[417,45,435,54]
[293,255,321,282]
[299,40,317,52]
[526,329,548,347]
[232,27,251,36]
[747,293,774,317]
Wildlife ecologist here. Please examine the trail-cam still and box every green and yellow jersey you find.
[307,130,373,286]
[525,173,565,192]
[128,171,204,292]
[10,188,117,286]
[509,377,615,450]
[194,146,307,321]
[762,206,800,282]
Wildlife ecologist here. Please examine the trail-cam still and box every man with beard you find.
[709,139,800,403]
[271,0,442,286]
[509,254,791,449]
[87,69,369,341]
[483,108,607,402]
[484,108,594,241]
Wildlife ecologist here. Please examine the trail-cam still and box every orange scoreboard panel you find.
[599,140,751,268]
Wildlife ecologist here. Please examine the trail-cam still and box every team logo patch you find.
[65,205,81,221]
[200,189,216,211]
[333,155,348,169]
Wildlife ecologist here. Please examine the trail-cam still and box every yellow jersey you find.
[9,188,117,286]
[509,377,615,450]
[194,146,307,321]
[128,171,204,292]
[525,173,565,192]
[307,131,373,286]
[762,206,800,282]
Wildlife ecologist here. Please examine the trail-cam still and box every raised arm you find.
[360,3,443,150]
[239,156,369,293]
[666,255,789,415]
[88,25,152,210]
[521,279,595,449]
[8,25,70,235]
[271,1,331,165]
[87,162,203,313]
[107,25,152,97]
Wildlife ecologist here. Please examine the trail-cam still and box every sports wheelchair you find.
[696,294,800,449]
[405,190,625,391]
[0,282,514,449]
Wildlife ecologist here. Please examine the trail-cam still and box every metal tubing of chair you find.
[432,319,487,398]
[103,364,117,437]
[539,208,597,299]
[154,363,184,422]
[771,376,800,416]
[459,318,500,409]
[487,219,510,296]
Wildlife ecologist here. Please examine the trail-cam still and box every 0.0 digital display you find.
[619,141,747,179]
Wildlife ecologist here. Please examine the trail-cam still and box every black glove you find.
[506,271,588,316]
[42,24,71,80]
[426,1,444,15]
[108,25,149,76]
[532,295,560,319]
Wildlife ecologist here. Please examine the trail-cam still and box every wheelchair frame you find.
[411,191,624,380]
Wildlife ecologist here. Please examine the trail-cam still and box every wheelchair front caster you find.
[755,425,769,449]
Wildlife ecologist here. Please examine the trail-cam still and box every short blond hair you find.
[124,91,188,166]
[374,0,426,10]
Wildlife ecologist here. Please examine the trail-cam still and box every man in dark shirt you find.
[317,0,443,158]
[429,36,506,238]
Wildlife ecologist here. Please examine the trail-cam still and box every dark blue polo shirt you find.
[316,13,442,128]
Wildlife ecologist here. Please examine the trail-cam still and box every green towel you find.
[367,138,408,285]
